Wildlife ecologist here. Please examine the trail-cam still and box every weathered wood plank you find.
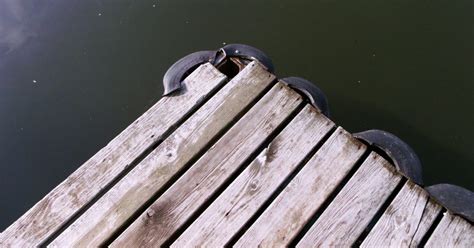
[409,200,443,246]
[110,83,302,247]
[48,62,275,247]
[172,105,334,247]
[0,63,227,247]
[235,127,366,247]
[361,181,442,247]
[297,153,403,247]
[426,212,474,247]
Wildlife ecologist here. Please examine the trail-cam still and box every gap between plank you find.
[352,177,408,246]
[100,78,279,246]
[161,102,307,247]
[225,124,338,247]
[408,197,430,247]
[417,208,446,247]
[40,69,233,247]
[287,148,372,247]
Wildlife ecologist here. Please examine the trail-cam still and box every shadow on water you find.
[0,0,45,59]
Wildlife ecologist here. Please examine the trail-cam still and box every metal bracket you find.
[281,77,330,117]
[426,184,474,222]
[353,129,423,185]
[163,44,274,96]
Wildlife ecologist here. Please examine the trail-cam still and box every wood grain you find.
[172,105,334,247]
[426,212,474,247]
[235,127,366,247]
[361,181,442,247]
[48,62,275,247]
[110,83,302,247]
[297,153,403,247]
[0,63,227,247]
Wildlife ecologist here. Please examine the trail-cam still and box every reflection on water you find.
[0,0,36,55]
[0,0,472,230]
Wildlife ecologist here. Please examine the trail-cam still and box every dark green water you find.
[0,0,472,229]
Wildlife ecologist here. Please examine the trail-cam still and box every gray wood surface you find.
[0,63,227,247]
[3,56,472,247]
[361,181,442,248]
[426,212,474,247]
[297,153,403,247]
[235,127,366,247]
[172,105,334,247]
[110,83,302,247]
[48,62,275,247]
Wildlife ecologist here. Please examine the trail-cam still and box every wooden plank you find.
[426,212,474,247]
[409,200,443,247]
[235,127,366,247]
[110,83,303,247]
[172,105,335,247]
[297,153,403,247]
[48,62,276,247]
[361,181,442,247]
[0,63,227,247]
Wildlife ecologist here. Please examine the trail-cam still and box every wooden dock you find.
[1,45,473,247]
